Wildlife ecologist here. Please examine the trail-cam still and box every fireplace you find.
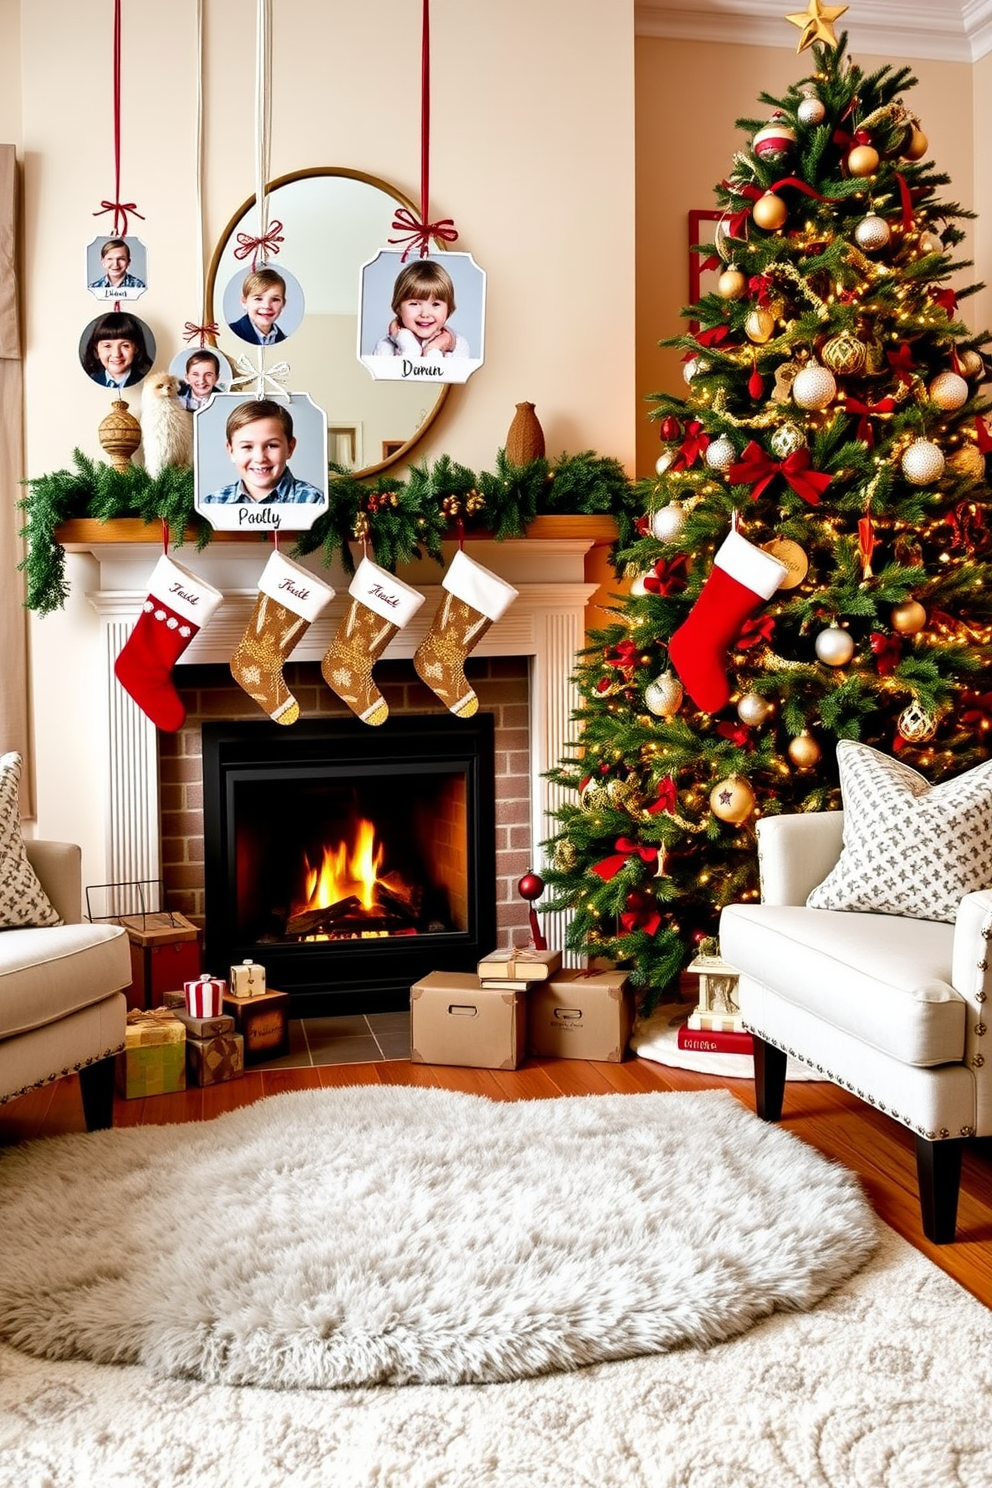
[202,714,496,1014]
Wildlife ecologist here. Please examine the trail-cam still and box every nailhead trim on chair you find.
[742,1023,976,1142]
[0,1041,126,1106]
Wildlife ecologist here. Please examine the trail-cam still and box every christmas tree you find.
[543,12,992,1010]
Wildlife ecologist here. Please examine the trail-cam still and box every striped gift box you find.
[184,974,227,1019]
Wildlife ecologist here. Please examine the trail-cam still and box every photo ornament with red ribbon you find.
[358,248,485,385]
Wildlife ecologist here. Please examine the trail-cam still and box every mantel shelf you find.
[54,514,619,550]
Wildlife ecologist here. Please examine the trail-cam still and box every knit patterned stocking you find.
[230,551,334,725]
[414,551,518,717]
[321,557,425,726]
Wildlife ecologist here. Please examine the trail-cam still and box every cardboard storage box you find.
[117,912,202,1012]
[410,971,526,1070]
[186,1032,245,1086]
[527,968,634,1062]
[222,988,290,1064]
[116,1008,187,1098]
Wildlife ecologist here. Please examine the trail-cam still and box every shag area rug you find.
[0,1086,875,1391]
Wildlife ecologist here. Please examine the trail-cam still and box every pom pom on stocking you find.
[414,551,518,717]
[321,558,425,726]
[114,554,223,732]
[230,551,335,725]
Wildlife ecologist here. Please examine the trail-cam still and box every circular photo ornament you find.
[79,310,156,391]
[222,263,305,346]
[168,344,235,412]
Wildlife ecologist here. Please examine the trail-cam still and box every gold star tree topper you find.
[785,0,848,51]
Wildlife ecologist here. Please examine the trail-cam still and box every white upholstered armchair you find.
[719,810,992,1244]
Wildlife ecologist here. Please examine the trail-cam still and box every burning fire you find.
[303,817,383,912]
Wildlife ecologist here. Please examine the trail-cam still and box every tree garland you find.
[19,447,641,616]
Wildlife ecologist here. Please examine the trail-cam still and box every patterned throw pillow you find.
[807,740,992,923]
[0,752,62,929]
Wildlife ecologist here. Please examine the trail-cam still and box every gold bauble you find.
[717,267,747,300]
[745,308,775,344]
[848,144,880,176]
[608,777,643,812]
[98,399,142,473]
[890,599,927,636]
[957,349,984,380]
[644,671,684,718]
[903,126,929,161]
[768,421,808,459]
[821,332,867,376]
[787,732,822,769]
[761,537,809,589]
[710,775,756,825]
[928,371,969,411]
[580,777,610,810]
[554,838,577,872]
[736,691,773,727]
[949,443,985,479]
[897,700,938,743]
[752,192,788,231]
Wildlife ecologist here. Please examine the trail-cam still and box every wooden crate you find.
[116,912,202,1011]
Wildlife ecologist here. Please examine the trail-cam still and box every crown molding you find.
[634,0,992,63]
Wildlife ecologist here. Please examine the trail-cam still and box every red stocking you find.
[668,529,786,713]
[114,555,223,731]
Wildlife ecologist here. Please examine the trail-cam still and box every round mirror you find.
[207,168,451,479]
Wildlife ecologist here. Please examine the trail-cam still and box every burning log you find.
[285,895,363,938]
[376,872,423,920]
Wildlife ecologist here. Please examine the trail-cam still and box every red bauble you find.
[660,415,682,441]
[625,889,647,912]
[517,871,545,903]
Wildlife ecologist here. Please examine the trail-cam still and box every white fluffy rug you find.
[0,1086,874,1389]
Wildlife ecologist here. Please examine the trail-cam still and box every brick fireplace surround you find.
[67,524,608,963]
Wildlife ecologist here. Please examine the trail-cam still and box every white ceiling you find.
[634,0,992,63]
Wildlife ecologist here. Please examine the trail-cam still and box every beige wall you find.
[635,37,980,478]
[15,0,635,877]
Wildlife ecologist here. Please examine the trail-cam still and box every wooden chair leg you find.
[915,1135,964,1245]
[753,1036,787,1122]
[78,1055,116,1131]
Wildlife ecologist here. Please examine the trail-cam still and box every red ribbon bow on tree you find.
[643,554,689,596]
[717,721,753,749]
[619,901,662,936]
[726,440,832,506]
[832,125,872,151]
[748,274,775,306]
[592,838,659,882]
[845,394,896,447]
[389,207,459,262]
[929,285,958,317]
[886,343,918,386]
[734,613,775,651]
[870,632,902,675]
[603,637,639,678]
[647,775,678,814]
[695,324,731,349]
[233,221,285,270]
[674,421,710,469]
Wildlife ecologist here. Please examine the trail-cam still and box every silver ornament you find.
[655,448,676,476]
[629,572,651,597]
[897,700,938,743]
[918,231,943,255]
[792,363,837,410]
[814,625,855,666]
[644,671,684,718]
[705,435,736,471]
[683,356,709,385]
[798,95,826,126]
[901,439,945,486]
[769,421,808,459]
[650,503,687,542]
[736,691,773,726]
[928,371,969,411]
[854,213,891,251]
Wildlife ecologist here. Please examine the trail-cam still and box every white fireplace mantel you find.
[71,528,604,951]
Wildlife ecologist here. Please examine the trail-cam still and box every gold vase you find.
[505,402,545,466]
[98,399,142,473]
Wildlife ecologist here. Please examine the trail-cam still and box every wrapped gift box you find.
[476,946,562,982]
[116,1008,187,1098]
[186,1032,245,1086]
[410,971,526,1070]
[527,968,634,1062]
[222,988,290,1064]
[116,912,201,1012]
[229,959,267,997]
[175,1008,235,1040]
[184,974,226,1018]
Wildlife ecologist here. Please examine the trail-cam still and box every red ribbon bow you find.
[674,421,710,470]
[92,199,145,237]
[975,417,992,454]
[734,613,775,651]
[604,638,639,677]
[592,838,659,882]
[726,439,832,506]
[643,554,689,596]
[233,221,285,270]
[870,631,902,675]
[845,394,896,447]
[748,274,774,306]
[695,324,731,349]
[832,125,871,150]
[182,321,220,345]
[929,286,958,316]
[619,903,662,936]
[717,721,753,749]
[886,343,918,385]
[389,207,459,262]
[648,775,678,814]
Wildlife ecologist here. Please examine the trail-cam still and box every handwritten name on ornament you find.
[400,360,445,379]
[237,508,282,529]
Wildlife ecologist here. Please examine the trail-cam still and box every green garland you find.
[19,447,640,615]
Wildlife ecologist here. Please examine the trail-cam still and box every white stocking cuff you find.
[442,549,518,622]
[147,554,224,627]
[257,550,335,622]
[714,528,787,600]
[349,557,425,627]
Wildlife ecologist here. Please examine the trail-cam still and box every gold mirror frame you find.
[206,166,451,480]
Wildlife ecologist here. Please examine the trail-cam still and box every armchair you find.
[0,842,130,1129]
[719,811,992,1244]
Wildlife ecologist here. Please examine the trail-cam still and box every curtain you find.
[0,143,31,815]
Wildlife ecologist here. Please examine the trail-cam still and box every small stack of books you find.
[476,946,562,989]
[676,1022,754,1057]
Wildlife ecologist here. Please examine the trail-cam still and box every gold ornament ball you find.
[98,399,142,473]
[745,308,775,344]
[949,443,985,479]
[901,438,945,486]
[897,700,937,743]
[650,502,687,542]
[890,599,927,636]
[903,126,929,161]
[736,691,773,727]
[554,838,577,872]
[854,213,891,252]
[644,671,684,718]
[821,332,868,376]
[958,349,984,379]
[769,421,807,459]
[752,192,788,231]
[717,267,747,300]
[710,775,756,825]
[792,363,837,410]
[928,371,969,411]
[787,733,822,770]
[814,624,855,667]
[848,144,880,176]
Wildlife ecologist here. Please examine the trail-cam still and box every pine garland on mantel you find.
[19,447,640,615]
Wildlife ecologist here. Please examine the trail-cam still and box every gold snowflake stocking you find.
[321,557,425,726]
[414,551,518,717]
[231,551,335,725]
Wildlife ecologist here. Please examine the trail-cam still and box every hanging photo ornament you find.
[814,624,855,666]
[358,249,485,385]
[193,391,330,534]
[897,699,938,743]
[797,95,826,127]
[650,502,687,542]
[705,435,736,471]
[717,266,747,300]
[792,363,836,410]
[736,691,773,726]
[644,671,684,718]
[80,310,156,392]
[222,262,306,347]
[86,234,148,302]
[709,775,756,824]
[928,371,969,411]
[854,214,891,252]
[901,439,945,486]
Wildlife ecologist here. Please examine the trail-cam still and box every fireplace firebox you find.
[202,715,496,1014]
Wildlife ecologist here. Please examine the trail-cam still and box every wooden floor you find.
[4,1052,992,1311]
